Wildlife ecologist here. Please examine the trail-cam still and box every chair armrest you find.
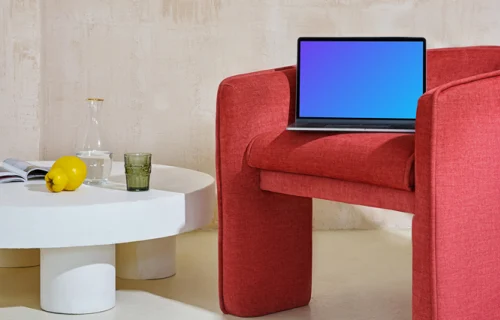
[415,69,500,185]
[216,66,297,189]
[216,66,296,149]
[215,67,311,316]
[413,69,500,319]
[215,65,296,205]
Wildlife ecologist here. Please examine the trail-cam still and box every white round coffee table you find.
[0,161,215,315]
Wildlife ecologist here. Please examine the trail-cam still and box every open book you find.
[0,159,50,183]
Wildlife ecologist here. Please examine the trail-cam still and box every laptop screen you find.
[297,38,425,120]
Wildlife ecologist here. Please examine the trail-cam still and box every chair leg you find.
[412,209,500,320]
[412,212,435,320]
[218,179,313,317]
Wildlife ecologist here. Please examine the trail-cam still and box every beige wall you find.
[0,0,41,161]
[2,0,500,229]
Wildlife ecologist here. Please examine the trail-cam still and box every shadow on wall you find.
[205,197,414,231]
[313,199,413,230]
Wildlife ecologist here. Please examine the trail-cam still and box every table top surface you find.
[0,161,215,249]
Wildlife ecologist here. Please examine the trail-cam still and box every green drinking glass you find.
[124,153,152,191]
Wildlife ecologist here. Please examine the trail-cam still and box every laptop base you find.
[286,122,415,133]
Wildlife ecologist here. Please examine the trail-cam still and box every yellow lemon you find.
[45,168,69,192]
[45,156,87,192]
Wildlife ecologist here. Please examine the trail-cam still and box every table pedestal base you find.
[40,245,115,314]
[117,236,176,280]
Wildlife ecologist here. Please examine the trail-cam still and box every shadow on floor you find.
[0,265,40,310]
[118,231,412,320]
[0,230,411,320]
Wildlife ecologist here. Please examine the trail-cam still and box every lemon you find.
[45,156,87,192]
[45,168,69,192]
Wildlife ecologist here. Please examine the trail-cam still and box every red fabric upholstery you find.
[260,170,414,214]
[215,45,500,319]
[248,130,415,191]
[216,67,313,317]
[427,46,500,90]
[413,70,500,320]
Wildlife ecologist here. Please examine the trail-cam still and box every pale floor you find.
[0,230,412,320]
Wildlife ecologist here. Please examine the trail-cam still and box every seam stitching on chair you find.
[245,132,268,168]
[404,152,416,190]
[215,82,235,314]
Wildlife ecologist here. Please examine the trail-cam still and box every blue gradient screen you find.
[298,40,424,119]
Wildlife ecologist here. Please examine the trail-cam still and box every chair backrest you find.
[426,46,500,91]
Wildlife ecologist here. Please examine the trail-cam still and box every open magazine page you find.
[0,166,24,183]
[2,159,49,181]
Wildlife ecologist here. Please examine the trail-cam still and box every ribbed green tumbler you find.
[124,153,152,191]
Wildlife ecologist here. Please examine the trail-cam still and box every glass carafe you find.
[75,98,113,185]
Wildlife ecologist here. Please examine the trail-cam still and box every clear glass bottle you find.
[75,98,113,185]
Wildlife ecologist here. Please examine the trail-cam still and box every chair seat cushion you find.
[246,130,415,191]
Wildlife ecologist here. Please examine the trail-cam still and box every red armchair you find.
[215,46,500,319]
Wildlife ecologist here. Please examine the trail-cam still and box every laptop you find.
[287,37,426,133]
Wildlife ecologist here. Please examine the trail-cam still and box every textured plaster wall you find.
[3,0,500,229]
[0,0,41,161]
